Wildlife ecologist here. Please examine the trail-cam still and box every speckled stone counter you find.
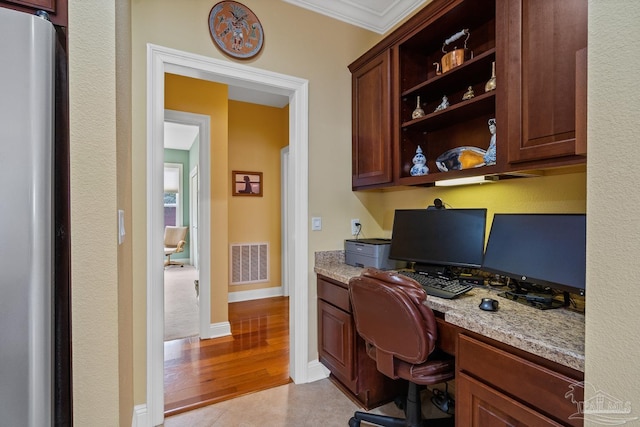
[314,251,585,372]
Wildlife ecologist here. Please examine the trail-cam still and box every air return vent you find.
[230,242,269,284]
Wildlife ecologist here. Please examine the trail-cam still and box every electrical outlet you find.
[351,219,360,236]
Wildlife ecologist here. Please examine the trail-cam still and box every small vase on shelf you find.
[485,61,496,92]
[411,96,425,119]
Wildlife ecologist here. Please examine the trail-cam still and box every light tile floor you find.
[163,378,452,427]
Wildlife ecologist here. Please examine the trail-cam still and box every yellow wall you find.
[164,73,230,326]
[164,78,288,305]
[352,170,586,241]
[228,101,288,292]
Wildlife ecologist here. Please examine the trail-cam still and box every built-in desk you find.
[315,251,585,426]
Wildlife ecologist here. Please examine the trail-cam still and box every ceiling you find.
[165,0,427,149]
[283,0,426,34]
[164,122,199,150]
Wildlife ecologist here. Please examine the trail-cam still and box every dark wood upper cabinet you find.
[1,0,67,26]
[499,0,587,165]
[349,0,587,190]
[350,50,393,189]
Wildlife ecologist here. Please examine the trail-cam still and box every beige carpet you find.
[164,264,199,341]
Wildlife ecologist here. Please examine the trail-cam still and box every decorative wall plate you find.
[208,1,264,59]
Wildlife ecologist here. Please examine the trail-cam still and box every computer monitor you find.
[482,214,586,295]
[388,208,487,272]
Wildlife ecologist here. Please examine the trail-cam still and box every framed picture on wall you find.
[232,171,263,197]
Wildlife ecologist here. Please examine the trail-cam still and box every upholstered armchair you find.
[164,226,188,267]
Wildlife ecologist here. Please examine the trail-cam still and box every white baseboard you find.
[131,404,147,427]
[306,359,331,383]
[208,321,231,338]
[228,285,284,303]
[200,287,284,338]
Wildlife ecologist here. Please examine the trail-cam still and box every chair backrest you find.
[348,268,438,367]
[164,226,188,248]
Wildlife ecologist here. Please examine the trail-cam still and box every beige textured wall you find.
[586,1,640,419]
[68,0,121,424]
[131,0,380,406]
[115,0,134,425]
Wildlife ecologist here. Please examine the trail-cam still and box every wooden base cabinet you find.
[318,298,356,390]
[456,334,583,427]
[317,275,406,409]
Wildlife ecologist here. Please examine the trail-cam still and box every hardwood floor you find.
[164,296,290,416]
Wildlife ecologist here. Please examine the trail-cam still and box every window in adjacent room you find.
[164,163,183,226]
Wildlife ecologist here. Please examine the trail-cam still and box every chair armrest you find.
[176,240,186,251]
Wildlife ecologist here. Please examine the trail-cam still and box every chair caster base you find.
[431,387,455,416]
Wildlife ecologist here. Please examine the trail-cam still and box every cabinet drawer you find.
[457,372,563,426]
[318,276,351,313]
[458,334,582,426]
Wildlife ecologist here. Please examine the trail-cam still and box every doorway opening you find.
[146,44,310,426]
[163,110,211,338]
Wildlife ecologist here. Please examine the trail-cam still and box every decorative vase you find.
[411,96,425,119]
[485,61,496,92]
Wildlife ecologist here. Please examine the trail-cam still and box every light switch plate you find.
[311,217,322,231]
[118,209,125,244]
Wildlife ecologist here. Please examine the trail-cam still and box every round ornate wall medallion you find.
[208,1,264,59]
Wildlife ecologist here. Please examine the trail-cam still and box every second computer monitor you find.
[389,208,487,271]
[482,213,586,295]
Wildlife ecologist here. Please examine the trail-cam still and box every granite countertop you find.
[314,251,585,372]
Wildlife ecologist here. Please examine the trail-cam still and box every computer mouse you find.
[479,298,499,311]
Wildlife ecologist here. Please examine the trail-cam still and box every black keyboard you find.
[399,271,473,299]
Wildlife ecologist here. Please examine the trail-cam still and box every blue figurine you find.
[410,145,429,176]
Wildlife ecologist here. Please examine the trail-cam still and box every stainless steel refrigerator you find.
[0,7,56,427]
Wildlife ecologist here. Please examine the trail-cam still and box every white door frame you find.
[281,146,290,296]
[189,165,199,270]
[147,44,309,426]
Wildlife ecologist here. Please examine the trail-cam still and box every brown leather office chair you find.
[348,268,455,427]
